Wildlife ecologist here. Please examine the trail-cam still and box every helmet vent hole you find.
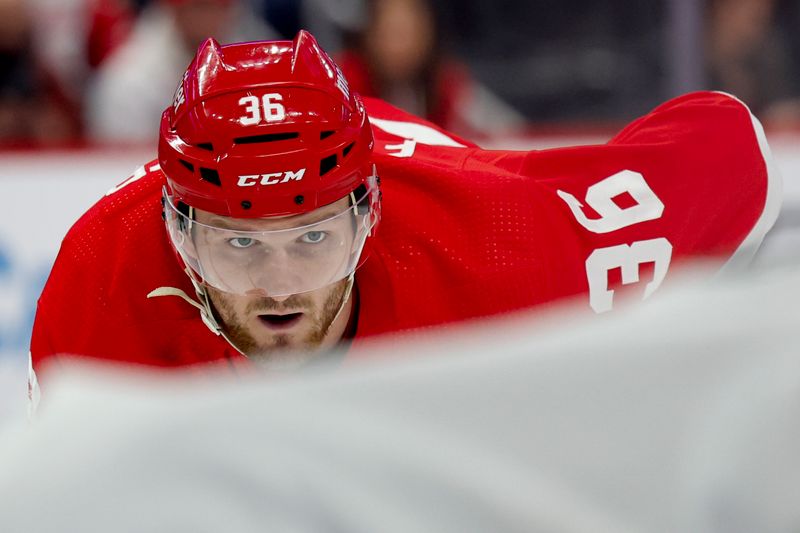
[320,130,335,140]
[199,167,222,186]
[342,142,355,157]
[196,143,214,151]
[241,200,252,210]
[179,159,194,172]
[353,184,370,215]
[234,132,299,144]
[176,201,191,218]
[320,154,337,176]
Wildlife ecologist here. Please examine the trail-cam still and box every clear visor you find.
[163,185,376,297]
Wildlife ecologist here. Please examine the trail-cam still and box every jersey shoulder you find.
[49,159,163,277]
[32,159,205,368]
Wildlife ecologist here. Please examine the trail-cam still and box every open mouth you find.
[258,312,303,330]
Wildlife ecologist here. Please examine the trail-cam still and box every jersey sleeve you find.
[30,161,174,377]
[607,91,782,270]
[514,91,781,312]
[446,91,778,315]
[31,228,84,374]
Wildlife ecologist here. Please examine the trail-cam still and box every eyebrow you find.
[205,207,345,231]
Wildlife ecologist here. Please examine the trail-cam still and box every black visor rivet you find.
[241,200,252,210]
[294,195,304,205]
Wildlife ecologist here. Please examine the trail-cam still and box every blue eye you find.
[300,231,326,244]
[228,237,255,248]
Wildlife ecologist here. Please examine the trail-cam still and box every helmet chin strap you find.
[322,272,355,340]
[190,275,239,347]
[147,270,248,357]
[178,204,247,354]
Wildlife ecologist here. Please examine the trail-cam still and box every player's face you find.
[192,197,356,363]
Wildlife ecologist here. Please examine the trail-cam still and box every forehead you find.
[194,195,352,231]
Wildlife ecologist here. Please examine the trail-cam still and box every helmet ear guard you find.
[361,167,382,235]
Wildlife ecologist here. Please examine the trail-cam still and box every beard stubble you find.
[206,280,349,358]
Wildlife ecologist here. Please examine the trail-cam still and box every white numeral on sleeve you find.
[585,238,673,313]
[557,170,665,234]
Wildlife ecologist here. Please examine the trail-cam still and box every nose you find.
[248,248,302,297]
[243,287,294,303]
[243,287,295,302]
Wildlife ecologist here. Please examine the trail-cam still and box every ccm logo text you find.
[237,169,306,187]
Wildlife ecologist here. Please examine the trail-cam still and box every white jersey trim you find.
[28,351,40,420]
[716,91,783,271]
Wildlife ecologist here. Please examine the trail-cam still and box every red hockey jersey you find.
[31,92,781,378]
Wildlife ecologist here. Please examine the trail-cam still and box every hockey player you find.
[31,31,780,387]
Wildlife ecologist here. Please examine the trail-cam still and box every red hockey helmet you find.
[158,30,375,218]
[159,31,380,298]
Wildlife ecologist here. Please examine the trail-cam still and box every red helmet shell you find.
[158,30,374,218]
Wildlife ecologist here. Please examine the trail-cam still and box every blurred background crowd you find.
[2,0,800,148]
